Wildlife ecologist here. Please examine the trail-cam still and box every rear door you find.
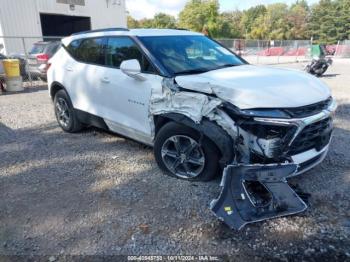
[96,36,161,144]
[63,37,106,114]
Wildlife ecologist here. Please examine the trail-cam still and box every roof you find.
[62,28,203,45]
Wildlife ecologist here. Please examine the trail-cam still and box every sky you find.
[126,0,318,19]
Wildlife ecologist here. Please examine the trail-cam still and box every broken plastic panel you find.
[210,164,307,230]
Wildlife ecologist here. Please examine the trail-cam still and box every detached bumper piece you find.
[210,164,307,230]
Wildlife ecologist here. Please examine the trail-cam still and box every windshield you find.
[139,35,245,75]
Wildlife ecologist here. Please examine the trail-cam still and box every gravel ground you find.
[0,59,350,260]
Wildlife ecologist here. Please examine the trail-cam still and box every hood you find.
[175,65,331,109]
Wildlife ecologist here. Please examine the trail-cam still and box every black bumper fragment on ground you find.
[210,164,308,230]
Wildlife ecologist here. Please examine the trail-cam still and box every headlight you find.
[223,103,291,119]
[240,109,291,118]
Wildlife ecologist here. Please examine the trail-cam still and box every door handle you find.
[101,77,110,84]
[65,66,73,72]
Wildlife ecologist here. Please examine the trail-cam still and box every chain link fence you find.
[333,40,350,58]
[0,36,62,89]
[217,39,314,64]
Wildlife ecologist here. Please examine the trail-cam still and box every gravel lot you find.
[1,59,350,260]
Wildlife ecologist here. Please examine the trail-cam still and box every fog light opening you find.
[243,181,272,208]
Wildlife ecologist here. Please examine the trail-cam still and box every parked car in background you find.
[27,41,61,80]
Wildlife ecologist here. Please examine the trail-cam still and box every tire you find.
[316,66,328,77]
[54,89,82,133]
[154,121,220,181]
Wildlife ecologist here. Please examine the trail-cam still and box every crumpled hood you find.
[175,65,331,109]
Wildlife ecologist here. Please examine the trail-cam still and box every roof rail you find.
[71,28,129,36]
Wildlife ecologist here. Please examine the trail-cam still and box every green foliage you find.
[178,0,220,34]
[309,0,350,43]
[152,13,177,29]
[127,13,176,29]
[127,0,350,43]
[240,5,267,37]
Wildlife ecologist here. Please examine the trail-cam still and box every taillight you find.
[36,54,49,62]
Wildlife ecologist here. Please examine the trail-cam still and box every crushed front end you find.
[211,97,337,229]
[152,77,337,229]
[222,97,337,174]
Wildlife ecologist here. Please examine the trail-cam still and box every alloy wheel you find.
[55,97,71,128]
[161,135,205,179]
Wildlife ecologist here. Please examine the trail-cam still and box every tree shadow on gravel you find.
[0,104,350,258]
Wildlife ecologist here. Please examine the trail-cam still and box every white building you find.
[0,0,127,55]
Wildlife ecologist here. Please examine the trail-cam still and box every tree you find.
[218,11,244,38]
[127,15,140,28]
[249,3,290,40]
[309,0,338,43]
[334,0,350,41]
[127,0,350,42]
[152,13,177,29]
[287,1,310,39]
[178,0,220,35]
[240,5,267,37]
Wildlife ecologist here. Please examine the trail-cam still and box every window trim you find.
[104,36,158,75]
[66,36,106,66]
[63,35,162,76]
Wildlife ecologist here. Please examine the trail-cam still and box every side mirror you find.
[120,59,146,81]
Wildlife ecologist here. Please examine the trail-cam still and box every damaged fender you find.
[150,78,238,167]
[210,164,307,230]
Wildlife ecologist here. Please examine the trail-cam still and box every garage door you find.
[40,13,91,37]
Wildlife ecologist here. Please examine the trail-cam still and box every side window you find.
[105,37,155,73]
[66,39,82,58]
[75,38,105,65]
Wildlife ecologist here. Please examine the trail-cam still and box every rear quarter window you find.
[66,39,82,58]
[66,38,104,65]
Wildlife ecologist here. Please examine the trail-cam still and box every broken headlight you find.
[222,103,291,119]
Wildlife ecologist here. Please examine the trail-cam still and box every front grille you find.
[289,117,333,155]
[284,97,332,118]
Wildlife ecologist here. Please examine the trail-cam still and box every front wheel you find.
[154,122,220,181]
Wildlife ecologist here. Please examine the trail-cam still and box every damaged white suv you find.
[48,28,337,182]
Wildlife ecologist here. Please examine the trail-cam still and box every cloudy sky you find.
[126,0,318,19]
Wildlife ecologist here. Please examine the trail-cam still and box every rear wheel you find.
[54,89,82,133]
[316,65,328,77]
[154,122,220,181]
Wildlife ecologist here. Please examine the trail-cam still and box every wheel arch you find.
[154,113,235,168]
[50,81,67,101]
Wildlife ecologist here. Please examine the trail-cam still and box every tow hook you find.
[210,164,308,230]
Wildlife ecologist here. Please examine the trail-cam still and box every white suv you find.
[48,28,336,182]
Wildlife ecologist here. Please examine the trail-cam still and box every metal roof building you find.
[0,0,127,55]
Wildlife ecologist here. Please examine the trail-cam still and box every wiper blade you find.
[214,64,237,70]
[174,64,238,76]
[174,68,210,75]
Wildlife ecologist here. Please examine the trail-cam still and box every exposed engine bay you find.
[150,77,336,229]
